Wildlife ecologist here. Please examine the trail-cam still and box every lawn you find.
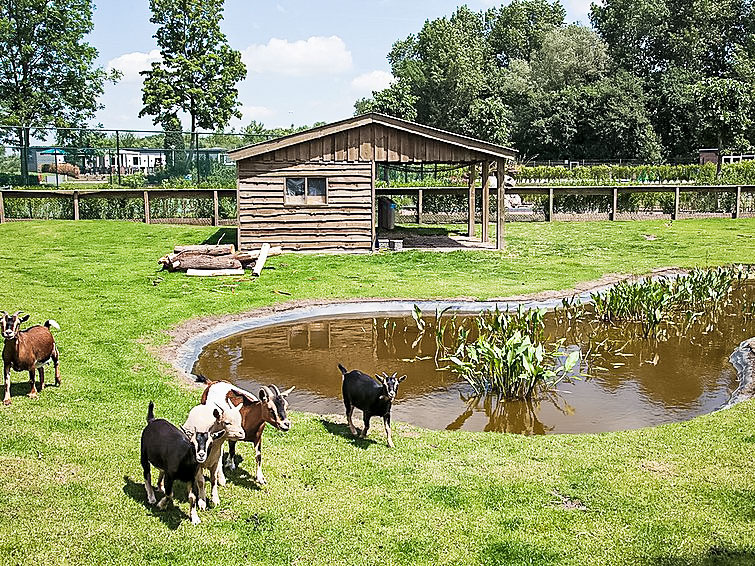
[1,218,754,566]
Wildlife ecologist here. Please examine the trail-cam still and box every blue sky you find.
[90,0,592,132]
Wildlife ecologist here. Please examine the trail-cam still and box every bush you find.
[0,173,39,186]
[41,162,80,178]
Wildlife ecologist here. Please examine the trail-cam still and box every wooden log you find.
[233,246,282,264]
[172,255,242,271]
[253,243,271,277]
[186,268,245,277]
[173,244,235,255]
[735,185,742,219]
[212,190,219,226]
[143,190,150,224]
[73,191,80,221]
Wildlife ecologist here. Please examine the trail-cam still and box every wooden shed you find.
[228,113,517,253]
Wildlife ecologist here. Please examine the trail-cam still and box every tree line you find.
[356,0,755,162]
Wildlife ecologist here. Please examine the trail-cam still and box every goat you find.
[140,401,223,525]
[1,311,60,405]
[200,379,293,485]
[182,402,245,509]
[338,363,406,448]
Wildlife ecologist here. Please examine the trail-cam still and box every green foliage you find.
[139,0,247,136]
[432,306,580,398]
[120,172,147,188]
[0,173,39,186]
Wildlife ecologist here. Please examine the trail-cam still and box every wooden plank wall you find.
[254,124,487,164]
[238,160,373,252]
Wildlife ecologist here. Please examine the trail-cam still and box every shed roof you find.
[228,113,517,163]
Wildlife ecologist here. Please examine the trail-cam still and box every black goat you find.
[338,363,406,447]
[140,401,222,525]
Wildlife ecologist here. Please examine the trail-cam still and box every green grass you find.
[1,218,755,566]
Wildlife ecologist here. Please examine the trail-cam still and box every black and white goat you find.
[1,311,60,405]
[338,363,406,447]
[140,401,224,525]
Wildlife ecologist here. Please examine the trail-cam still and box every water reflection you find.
[192,282,755,434]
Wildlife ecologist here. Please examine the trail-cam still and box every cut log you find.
[173,244,235,255]
[172,255,242,271]
[186,268,245,277]
[233,246,282,265]
[252,243,271,277]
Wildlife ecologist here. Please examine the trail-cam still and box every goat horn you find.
[12,311,23,317]
[392,372,398,378]
[260,386,274,401]
[271,384,281,397]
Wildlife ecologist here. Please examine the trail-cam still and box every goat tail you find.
[147,401,155,423]
[44,320,60,331]
[338,363,348,377]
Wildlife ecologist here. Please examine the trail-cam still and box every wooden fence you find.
[0,188,236,225]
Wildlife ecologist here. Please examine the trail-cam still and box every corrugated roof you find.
[228,113,517,162]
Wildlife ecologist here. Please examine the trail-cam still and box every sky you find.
[89,0,593,133]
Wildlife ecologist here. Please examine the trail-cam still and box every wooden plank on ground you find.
[186,268,245,277]
[253,243,272,277]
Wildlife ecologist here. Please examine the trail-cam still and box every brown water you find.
[193,282,755,434]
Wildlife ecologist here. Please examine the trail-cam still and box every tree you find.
[0,0,117,180]
[140,0,246,151]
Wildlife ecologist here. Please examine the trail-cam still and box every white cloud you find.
[106,49,161,83]
[350,70,393,95]
[242,36,352,77]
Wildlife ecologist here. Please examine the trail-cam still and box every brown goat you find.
[1,311,60,405]
[200,379,293,485]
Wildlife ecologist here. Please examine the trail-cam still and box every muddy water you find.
[192,282,755,434]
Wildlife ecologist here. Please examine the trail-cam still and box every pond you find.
[192,282,755,435]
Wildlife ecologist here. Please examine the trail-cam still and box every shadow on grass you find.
[122,475,187,530]
[319,418,376,449]
[201,228,237,247]
[648,548,755,565]
[220,463,263,492]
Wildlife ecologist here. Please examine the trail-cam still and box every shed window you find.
[285,177,327,205]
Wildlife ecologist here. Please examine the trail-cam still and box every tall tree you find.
[140,0,246,151]
[0,0,116,180]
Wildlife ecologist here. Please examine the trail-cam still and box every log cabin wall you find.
[237,159,373,253]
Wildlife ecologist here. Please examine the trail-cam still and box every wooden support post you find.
[143,190,150,224]
[496,159,506,250]
[73,191,80,221]
[481,161,490,242]
[548,188,554,221]
[213,190,219,226]
[734,185,741,219]
[610,187,618,220]
[417,189,423,224]
[672,186,680,220]
[0,191,4,224]
[467,164,476,238]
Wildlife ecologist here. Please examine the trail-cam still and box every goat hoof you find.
[211,495,220,506]
[256,476,267,486]
[27,391,38,399]
[197,499,206,511]
[3,399,10,406]
[156,497,169,510]
[147,494,156,505]
[191,515,201,526]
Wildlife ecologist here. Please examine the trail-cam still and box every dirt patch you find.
[640,459,677,477]
[154,268,687,387]
[728,338,755,405]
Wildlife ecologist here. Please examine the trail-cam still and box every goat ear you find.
[259,388,269,401]
[19,314,30,323]
[398,375,407,382]
[212,430,225,440]
[281,386,295,397]
[213,408,221,420]
[375,374,385,384]
[181,426,194,439]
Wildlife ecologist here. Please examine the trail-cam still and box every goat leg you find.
[195,469,207,511]
[345,403,357,436]
[254,437,266,485]
[216,459,227,487]
[142,461,157,505]
[3,363,10,405]
[52,345,61,386]
[362,412,371,438]
[384,414,394,448]
[38,366,45,392]
[208,461,220,505]
[188,480,200,525]
[224,441,237,471]
[156,476,173,509]
[27,368,38,398]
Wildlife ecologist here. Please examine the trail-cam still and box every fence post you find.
[143,190,150,224]
[734,185,741,219]
[73,191,79,221]
[116,130,122,186]
[481,161,490,242]
[212,190,219,226]
[672,186,680,220]
[496,159,506,250]
[467,164,476,237]
[548,188,554,222]
[0,191,5,223]
[610,187,618,221]
[417,189,423,224]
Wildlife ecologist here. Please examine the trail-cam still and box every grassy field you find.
[1,218,755,566]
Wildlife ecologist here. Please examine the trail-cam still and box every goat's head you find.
[213,402,245,441]
[181,428,219,464]
[375,372,407,402]
[259,384,294,432]
[1,311,30,341]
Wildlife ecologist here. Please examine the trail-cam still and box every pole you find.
[481,161,490,242]
[116,130,122,186]
[548,188,554,221]
[213,190,219,226]
[417,189,423,225]
[734,185,741,219]
[611,187,618,221]
[143,190,150,224]
[673,186,680,220]
[467,164,476,238]
[496,159,506,250]
[0,191,5,223]
[73,191,79,220]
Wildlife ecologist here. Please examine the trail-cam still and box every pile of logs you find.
[158,243,281,276]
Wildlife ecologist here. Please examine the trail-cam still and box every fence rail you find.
[0,185,753,225]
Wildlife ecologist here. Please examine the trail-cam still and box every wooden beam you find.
[213,190,219,226]
[253,243,271,276]
[610,187,618,221]
[735,185,742,219]
[481,161,490,242]
[143,190,150,224]
[548,188,554,221]
[417,188,423,224]
[0,192,4,223]
[673,186,680,220]
[73,190,80,221]
[370,159,376,250]
[496,159,506,250]
[467,164,476,238]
